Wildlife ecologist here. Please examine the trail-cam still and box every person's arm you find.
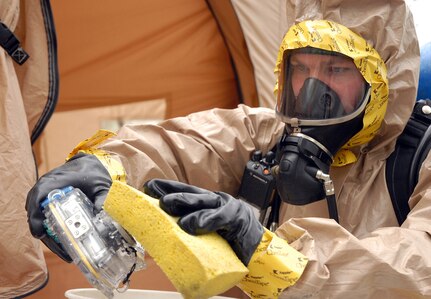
[26,104,284,261]
[100,104,283,193]
[275,158,431,298]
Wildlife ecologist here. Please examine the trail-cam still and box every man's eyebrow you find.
[325,56,354,65]
[289,55,301,63]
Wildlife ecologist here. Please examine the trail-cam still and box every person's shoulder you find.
[194,104,274,117]
[236,104,275,115]
[186,104,277,124]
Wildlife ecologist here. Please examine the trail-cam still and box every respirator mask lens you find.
[276,47,369,126]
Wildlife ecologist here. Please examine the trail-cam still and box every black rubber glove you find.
[144,179,264,266]
[26,153,112,262]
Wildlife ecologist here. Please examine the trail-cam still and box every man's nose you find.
[309,68,323,80]
[307,68,331,87]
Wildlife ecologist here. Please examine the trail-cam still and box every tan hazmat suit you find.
[0,0,57,297]
[95,0,430,297]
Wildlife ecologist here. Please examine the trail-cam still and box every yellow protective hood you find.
[276,0,420,166]
[274,20,388,166]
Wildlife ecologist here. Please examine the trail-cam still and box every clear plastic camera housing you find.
[41,186,145,299]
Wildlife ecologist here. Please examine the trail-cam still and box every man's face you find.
[289,52,366,113]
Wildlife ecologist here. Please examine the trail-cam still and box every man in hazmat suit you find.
[0,0,58,298]
[26,0,430,298]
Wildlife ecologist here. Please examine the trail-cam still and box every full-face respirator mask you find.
[271,47,371,221]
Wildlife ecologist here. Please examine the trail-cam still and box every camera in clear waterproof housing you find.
[237,150,278,225]
[41,186,145,299]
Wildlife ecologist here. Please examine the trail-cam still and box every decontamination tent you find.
[29,0,286,297]
[36,0,287,175]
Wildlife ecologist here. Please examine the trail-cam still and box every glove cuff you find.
[238,228,308,298]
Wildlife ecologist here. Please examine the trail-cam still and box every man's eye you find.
[331,67,345,73]
[330,66,352,74]
[292,64,308,73]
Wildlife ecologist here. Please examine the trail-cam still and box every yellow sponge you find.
[103,181,249,299]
